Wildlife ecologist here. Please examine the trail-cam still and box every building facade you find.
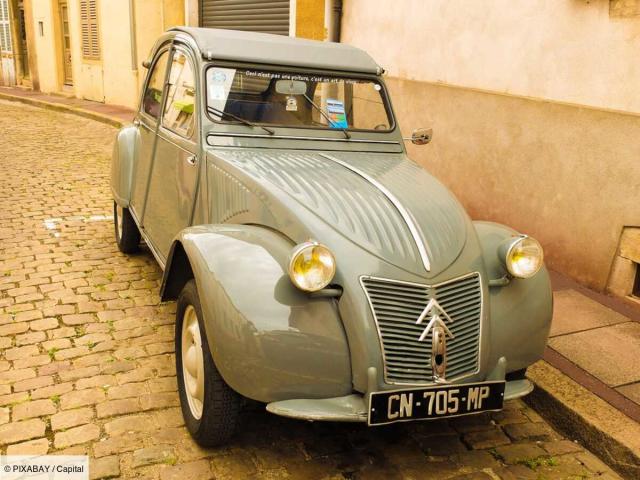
[342,0,640,296]
[3,0,324,105]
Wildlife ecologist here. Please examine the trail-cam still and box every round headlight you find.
[288,242,336,292]
[503,236,544,279]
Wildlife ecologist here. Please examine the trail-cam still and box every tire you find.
[175,279,241,447]
[113,201,140,254]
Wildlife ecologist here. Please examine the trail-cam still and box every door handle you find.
[186,155,198,166]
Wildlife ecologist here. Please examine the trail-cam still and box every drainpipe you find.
[324,0,342,42]
[129,0,138,70]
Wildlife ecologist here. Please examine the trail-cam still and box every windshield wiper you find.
[302,94,351,139]
[207,106,274,135]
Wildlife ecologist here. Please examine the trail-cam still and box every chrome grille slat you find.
[361,273,482,384]
[377,311,481,327]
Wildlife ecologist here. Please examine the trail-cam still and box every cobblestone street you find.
[0,100,622,479]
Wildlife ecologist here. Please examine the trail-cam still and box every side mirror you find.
[142,59,151,69]
[409,128,433,145]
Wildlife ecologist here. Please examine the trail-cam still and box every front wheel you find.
[176,279,241,447]
[113,202,140,253]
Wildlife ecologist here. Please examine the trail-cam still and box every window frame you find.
[139,47,171,123]
[203,63,397,135]
[160,46,198,140]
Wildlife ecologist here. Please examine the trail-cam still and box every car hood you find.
[211,149,469,278]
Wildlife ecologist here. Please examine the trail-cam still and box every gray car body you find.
[111,28,552,420]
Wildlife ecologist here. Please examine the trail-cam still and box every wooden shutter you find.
[0,0,12,53]
[80,0,100,60]
[200,0,290,36]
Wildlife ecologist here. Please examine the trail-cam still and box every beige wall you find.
[343,0,640,115]
[30,0,59,93]
[342,0,640,291]
[28,0,185,108]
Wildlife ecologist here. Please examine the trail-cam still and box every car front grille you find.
[361,273,482,384]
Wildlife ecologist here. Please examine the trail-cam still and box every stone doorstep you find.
[525,360,640,480]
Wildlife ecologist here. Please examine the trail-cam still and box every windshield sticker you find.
[207,67,236,115]
[286,96,298,112]
[210,70,227,83]
[326,99,348,129]
[244,70,360,85]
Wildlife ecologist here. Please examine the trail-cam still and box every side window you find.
[162,51,196,138]
[142,50,169,119]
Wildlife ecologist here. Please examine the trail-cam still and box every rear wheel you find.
[176,280,241,446]
[113,202,140,253]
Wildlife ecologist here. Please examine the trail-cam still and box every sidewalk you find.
[0,86,134,127]
[547,270,640,420]
[525,271,640,478]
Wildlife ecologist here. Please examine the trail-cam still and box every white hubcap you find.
[116,205,124,240]
[181,305,205,419]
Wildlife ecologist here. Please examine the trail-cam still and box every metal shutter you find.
[200,0,290,36]
[80,0,100,59]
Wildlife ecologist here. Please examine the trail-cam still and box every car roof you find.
[169,27,382,75]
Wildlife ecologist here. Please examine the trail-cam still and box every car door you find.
[130,47,170,222]
[142,46,200,261]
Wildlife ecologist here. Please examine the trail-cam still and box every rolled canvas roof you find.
[170,27,381,74]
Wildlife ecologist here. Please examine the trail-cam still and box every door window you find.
[162,51,196,138]
[142,50,169,119]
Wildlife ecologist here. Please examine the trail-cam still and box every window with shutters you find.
[79,0,100,60]
[0,0,13,53]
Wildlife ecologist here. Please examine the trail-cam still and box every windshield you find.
[206,67,393,132]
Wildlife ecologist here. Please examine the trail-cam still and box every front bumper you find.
[266,357,534,423]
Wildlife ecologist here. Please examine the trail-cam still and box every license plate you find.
[368,380,505,426]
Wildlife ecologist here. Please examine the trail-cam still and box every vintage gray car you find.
[111,27,552,446]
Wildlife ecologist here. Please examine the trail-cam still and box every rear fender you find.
[161,224,353,403]
[110,124,139,207]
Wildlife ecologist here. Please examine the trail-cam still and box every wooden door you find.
[59,2,72,85]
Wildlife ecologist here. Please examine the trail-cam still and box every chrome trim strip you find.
[206,132,399,145]
[321,153,430,272]
[156,131,194,154]
[359,272,483,386]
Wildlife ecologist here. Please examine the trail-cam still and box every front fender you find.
[165,224,353,403]
[110,124,138,207]
[474,221,553,373]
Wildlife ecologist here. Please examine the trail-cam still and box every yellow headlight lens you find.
[505,236,544,279]
[288,242,336,292]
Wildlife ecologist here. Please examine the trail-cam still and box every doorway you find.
[17,1,28,79]
[0,0,16,85]
[59,1,72,85]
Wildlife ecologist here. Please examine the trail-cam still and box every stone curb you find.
[0,91,125,128]
[526,361,640,480]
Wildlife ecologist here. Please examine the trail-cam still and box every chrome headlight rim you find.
[503,235,544,279]
[287,241,336,292]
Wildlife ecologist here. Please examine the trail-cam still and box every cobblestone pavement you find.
[0,100,622,479]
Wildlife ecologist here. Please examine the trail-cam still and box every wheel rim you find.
[181,305,205,420]
[116,204,124,241]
